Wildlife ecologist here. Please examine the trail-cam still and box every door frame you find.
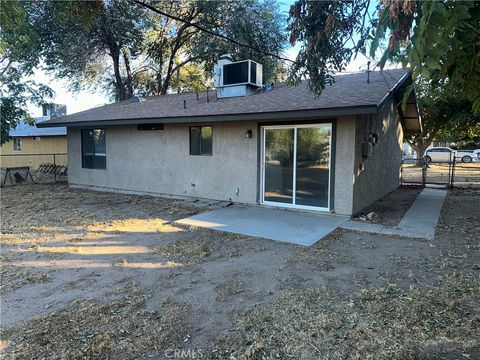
[260,123,332,212]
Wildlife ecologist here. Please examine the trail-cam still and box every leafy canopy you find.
[33,0,287,100]
[287,0,480,113]
[0,1,53,144]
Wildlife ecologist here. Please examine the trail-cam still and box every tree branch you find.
[132,0,295,64]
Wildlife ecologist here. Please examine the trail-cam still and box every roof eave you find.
[9,134,66,138]
[376,71,422,135]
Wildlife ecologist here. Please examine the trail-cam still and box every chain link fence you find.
[401,157,480,188]
[0,153,67,186]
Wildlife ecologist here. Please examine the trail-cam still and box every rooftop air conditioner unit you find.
[221,60,262,88]
[214,59,263,98]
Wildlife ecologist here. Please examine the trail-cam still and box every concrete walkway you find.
[176,206,349,246]
[341,188,447,240]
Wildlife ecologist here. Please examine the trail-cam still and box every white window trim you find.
[12,138,22,151]
[260,123,332,212]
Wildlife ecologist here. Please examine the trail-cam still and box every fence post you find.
[422,159,426,186]
[451,156,456,188]
[53,153,57,182]
[400,159,403,185]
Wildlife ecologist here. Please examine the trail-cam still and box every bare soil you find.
[1,184,479,359]
[354,186,422,226]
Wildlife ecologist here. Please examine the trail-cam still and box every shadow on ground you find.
[1,184,479,359]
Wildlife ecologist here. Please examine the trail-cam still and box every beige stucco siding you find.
[67,112,402,215]
[0,136,67,169]
[352,99,404,214]
[68,122,259,204]
[333,116,357,215]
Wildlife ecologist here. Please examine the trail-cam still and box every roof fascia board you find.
[37,105,377,128]
[376,71,412,109]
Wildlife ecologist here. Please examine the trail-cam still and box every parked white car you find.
[424,147,455,163]
[455,149,480,163]
[424,147,480,163]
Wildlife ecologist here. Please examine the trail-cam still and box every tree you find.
[33,0,287,99]
[0,1,53,144]
[189,0,288,84]
[287,0,480,113]
[287,0,371,95]
[131,0,211,96]
[36,0,146,101]
[406,79,480,160]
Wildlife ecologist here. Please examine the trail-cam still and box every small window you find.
[81,129,106,169]
[13,138,22,151]
[189,126,212,156]
[33,136,41,141]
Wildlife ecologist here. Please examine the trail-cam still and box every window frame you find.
[189,126,213,156]
[12,138,22,151]
[81,128,107,170]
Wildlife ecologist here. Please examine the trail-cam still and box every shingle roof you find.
[10,118,67,137]
[38,69,409,127]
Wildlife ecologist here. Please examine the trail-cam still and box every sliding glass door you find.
[262,124,332,210]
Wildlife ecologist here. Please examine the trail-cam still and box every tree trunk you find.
[123,49,133,99]
[112,47,126,101]
[161,52,175,95]
[412,138,432,166]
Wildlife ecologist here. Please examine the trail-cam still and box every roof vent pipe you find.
[367,61,371,84]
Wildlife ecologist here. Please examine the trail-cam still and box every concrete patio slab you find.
[176,206,349,246]
[341,188,447,240]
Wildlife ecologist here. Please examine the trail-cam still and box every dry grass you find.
[155,227,267,264]
[216,280,249,301]
[89,218,184,234]
[0,267,51,294]
[0,184,200,233]
[288,230,351,271]
[213,275,480,359]
[1,283,192,359]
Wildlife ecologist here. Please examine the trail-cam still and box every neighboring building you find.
[402,142,416,158]
[38,60,421,216]
[0,104,67,170]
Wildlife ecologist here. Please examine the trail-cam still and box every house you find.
[0,104,68,170]
[37,58,421,216]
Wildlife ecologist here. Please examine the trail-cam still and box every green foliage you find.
[287,0,371,95]
[32,0,286,100]
[0,1,53,144]
[372,0,480,113]
[191,0,287,83]
[35,0,146,101]
[288,0,480,114]
[406,79,480,155]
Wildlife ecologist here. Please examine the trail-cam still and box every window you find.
[33,136,41,141]
[12,138,22,151]
[189,126,212,155]
[81,129,106,169]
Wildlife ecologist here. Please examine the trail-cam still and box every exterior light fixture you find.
[245,130,253,138]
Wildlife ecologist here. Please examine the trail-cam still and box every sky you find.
[27,0,381,118]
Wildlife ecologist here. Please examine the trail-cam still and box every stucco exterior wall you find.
[352,99,404,214]
[333,116,357,215]
[68,122,259,204]
[66,113,401,215]
[0,136,67,169]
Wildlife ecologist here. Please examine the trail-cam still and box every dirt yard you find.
[354,186,422,226]
[1,184,479,359]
